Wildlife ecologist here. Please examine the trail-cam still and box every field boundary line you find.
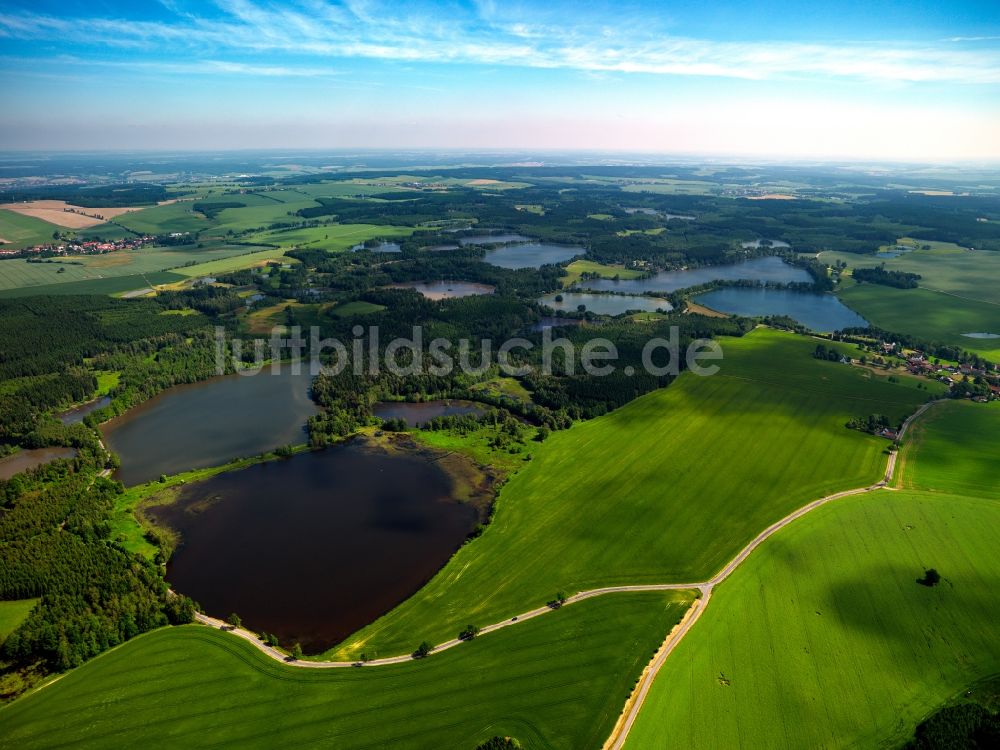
[188,401,936,701]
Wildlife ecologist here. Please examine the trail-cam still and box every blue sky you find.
[1,0,999,159]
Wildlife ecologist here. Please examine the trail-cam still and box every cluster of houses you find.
[0,235,155,259]
[905,352,1000,401]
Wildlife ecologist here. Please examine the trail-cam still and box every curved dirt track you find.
[190,401,935,743]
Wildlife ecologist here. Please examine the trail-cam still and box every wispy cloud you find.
[1,1,999,84]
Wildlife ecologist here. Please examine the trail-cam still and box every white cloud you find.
[0,1,998,84]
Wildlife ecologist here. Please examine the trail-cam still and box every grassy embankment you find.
[325,327,934,660]
[624,398,1000,749]
[0,592,691,750]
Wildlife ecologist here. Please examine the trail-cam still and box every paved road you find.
[188,401,937,742]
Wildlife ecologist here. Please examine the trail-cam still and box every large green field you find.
[0,244,274,291]
[0,592,691,750]
[115,201,209,235]
[0,271,186,298]
[247,222,414,251]
[839,284,1000,360]
[623,491,1000,749]
[896,399,1000,499]
[820,241,1000,305]
[327,328,932,660]
[0,210,58,250]
[624,395,1000,749]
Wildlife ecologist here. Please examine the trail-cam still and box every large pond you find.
[962,332,1000,339]
[741,239,791,249]
[458,233,533,246]
[386,281,495,299]
[539,292,672,316]
[58,396,111,425]
[694,288,869,332]
[102,368,317,486]
[484,243,584,269]
[150,440,481,652]
[351,241,401,253]
[373,400,486,426]
[0,447,77,481]
[578,256,811,294]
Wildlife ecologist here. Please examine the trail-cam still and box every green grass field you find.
[0,210,59,250]
[173,247,293,277]
[561,259,643,287]
[247,223,414,251]
[820,242,1000,305]
[115,202,209,235]
[624,491,1000,749]
[0,600,38,642]
[0,243,269,291]
[0,592,691,750]
[839,284,1000,359]
[896,400,1000,499]
[326,328,932,660]
[0,271,186,298]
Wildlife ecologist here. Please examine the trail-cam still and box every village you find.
[0,234,157,260]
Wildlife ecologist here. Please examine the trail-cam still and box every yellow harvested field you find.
[0,200,145,228]
[746,193,796,200]
[466,179,501,185]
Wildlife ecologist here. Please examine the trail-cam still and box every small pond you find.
[58,396,111,425]
[385,281,495,299]
[539,292,672,316]
[0,447,77,481]
[484,243,584,269]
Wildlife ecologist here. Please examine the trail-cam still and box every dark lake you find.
[385,280,495,299]
[484,243,584,269]
[578,256,810,294]
[458,233,533,246]
[58,396,111,425]
[102,367,317,486]
[150,440,480,652]
[694,288,869,332]
[373,399,486,426]
[351,241,401,253]
[539,291,672,315]
[0,447,77,481]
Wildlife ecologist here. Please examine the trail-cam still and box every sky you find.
[1,0,999,160]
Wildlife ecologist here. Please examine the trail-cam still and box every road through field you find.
[187,401,935,742]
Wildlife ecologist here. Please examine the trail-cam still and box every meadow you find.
[0,210,58,250]
[0,592,691,750]
[561,259,643,287]
[0,271,186,298]
[247,222,414,251]
[623,489,1000,748]
[839,284,1000,359]
[820,241,1000,305]
[623,394,1000,748]
[0,600,38,642]
[326,328,932,660]
[115,201,209,235]
[0,244,273,291]
[895,399,1000,499]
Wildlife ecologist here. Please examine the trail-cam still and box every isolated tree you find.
[413,641,432,658]
[227,612,242,629]
[289,643,303,660]
[917,568,941,587]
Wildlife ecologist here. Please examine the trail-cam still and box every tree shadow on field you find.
[823,563,1000,676]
